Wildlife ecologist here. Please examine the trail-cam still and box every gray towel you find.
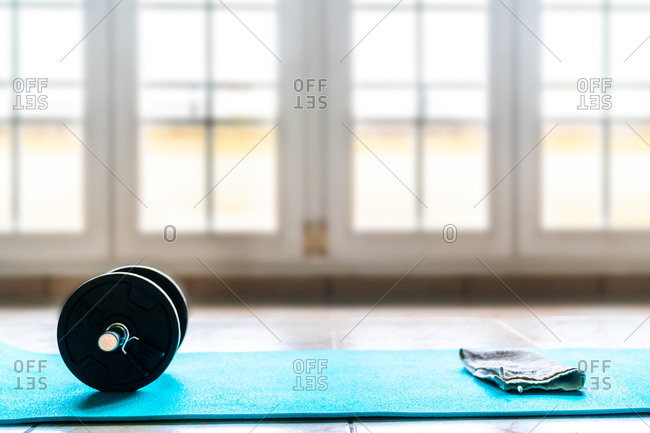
[460,348,586,393]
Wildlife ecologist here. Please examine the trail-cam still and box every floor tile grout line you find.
[492,317,541,348]
[330,328,338,350]
[329,309,338,350]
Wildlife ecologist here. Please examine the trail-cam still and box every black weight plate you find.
[110,265,188,345]
[57,272,180,392]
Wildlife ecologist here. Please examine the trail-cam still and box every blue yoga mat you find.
[1,341,649,424]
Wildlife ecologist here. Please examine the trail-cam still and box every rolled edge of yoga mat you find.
[460,348,586,393]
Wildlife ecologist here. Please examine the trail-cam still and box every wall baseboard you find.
[0,274,649,304]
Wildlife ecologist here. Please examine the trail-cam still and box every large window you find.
[0,0,84,233]
[2,0,650,272]
[350,0,489,232]
[138,0,279,234]
[541,0,650,230]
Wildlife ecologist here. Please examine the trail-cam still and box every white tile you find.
[0,427,33,433]
[33,422,349,433]
[362,416,650,433]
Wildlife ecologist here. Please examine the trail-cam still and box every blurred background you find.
[2,0,650,302]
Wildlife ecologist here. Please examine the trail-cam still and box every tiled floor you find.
[2,301,650,432]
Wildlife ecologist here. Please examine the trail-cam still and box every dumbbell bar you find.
[57,266,188,392]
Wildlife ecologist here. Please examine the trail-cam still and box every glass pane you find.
[353,88,416,120]
[356,0,486,4]
[139,125,206,232]
[212,125,277,232]
[213,10,278,83]
[140,0,204,4]
[140,87,206,120]
[426,88,486,120]
[423,125,488,230]
[18,124,83,232]
[352,10,415,83]
[423,0,486,4]
[19,9,82,80]
[213,0,276,5]
[542,124,602,229]
[353,0,403,5]
[18,0,82,3]
[141,0,278,4]
[542,11,602,84]
[0,8,8,81]
[353,124,416,231]
[0,86,9,119]
[610,124,650,229]
[423,11,486,83]
[611,11,650,83]
[139,10,205,83]
[542,88,605,120]
[608,88,650,120]
[213,88,276,120]
[15,86,83,120]
[543,0,601,4]
[0,126,10,232]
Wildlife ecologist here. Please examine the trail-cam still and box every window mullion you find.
[415,0,424,232]
[601,0,611,229]
[9,0,19,232]
[205,1,214,232]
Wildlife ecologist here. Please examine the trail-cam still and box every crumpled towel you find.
[459,348,586,393]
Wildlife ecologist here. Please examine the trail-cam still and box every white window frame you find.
[517,0,650,272]
[0,0,110,271]
[6,0,650,276]
[324,0,514,271]
[111,0,305,269]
